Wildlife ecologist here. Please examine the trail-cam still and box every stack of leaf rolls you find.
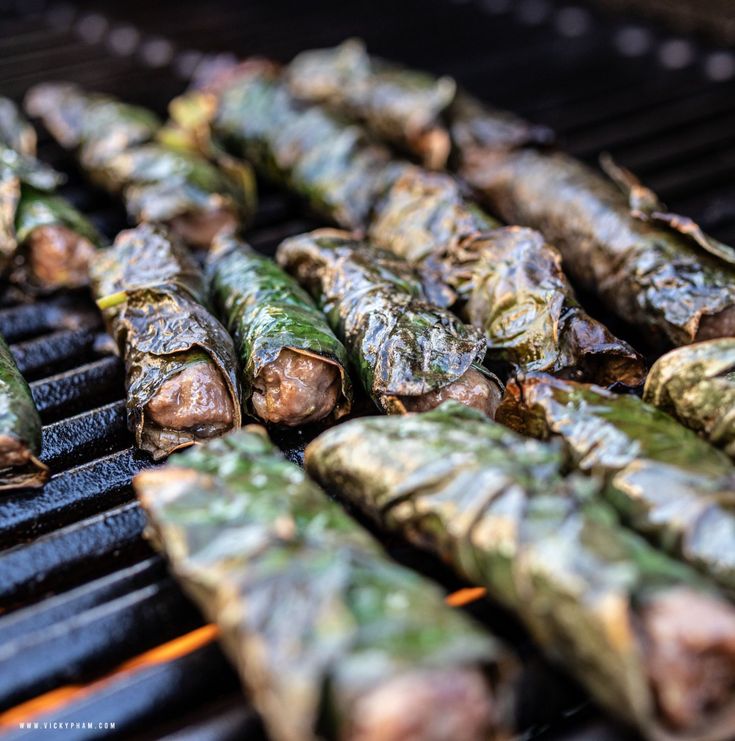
[4,40,735,741]
[0,96,102,291]
[25,83,256,249]
[178,60,646,387]
[284,39,735,347]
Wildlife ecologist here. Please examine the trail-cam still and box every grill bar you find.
[0,579,202,709]
[0,502,149,607]
[41,401,129,471]
[151,696,263,741]
[31,357,125,423]
[0,557,166,645]
[566,82,735,157]
[0,451,151,547]
[0,297,100,344]
[11,329,101,381]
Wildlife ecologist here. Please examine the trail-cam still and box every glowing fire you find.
[445,586,488,607]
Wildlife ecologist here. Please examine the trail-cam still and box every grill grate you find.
[0,1,733,738]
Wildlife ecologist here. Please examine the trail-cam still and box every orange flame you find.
[0,624,220,727]
[445,586,488,607]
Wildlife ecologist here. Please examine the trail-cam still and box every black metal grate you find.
[0,1,733,738]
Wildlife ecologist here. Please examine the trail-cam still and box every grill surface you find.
[0,1,733,738]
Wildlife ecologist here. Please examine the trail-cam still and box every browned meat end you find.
[696,306,735,341]
[145,361,234,435]
[347,669,495,741]
[252,348,340,426]
[642,587,735,730]
[27,225,96,288]
[167,208,237,249]
[417,127,451,170]
[0,434,31,469]
[399,368,502,418]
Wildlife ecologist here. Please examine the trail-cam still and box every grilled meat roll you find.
[498,373,735,590]
[91,223,241,459]
[135,427,518,741]
[25,83,255,248]
[0,96,102,290]
[306,402,735,741]
[277,228,502,417]
[644,338,735,458]
[464,151,735,346]
[0,332,47,488]
[207,233,352,426]
[198,60,395,231]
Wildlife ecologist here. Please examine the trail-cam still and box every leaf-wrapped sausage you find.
[25,83,255,248]
[135,427,518,741]
[306,402,735,741]
[207,233,352,426]
[498,373,735,590]
[91,223,241,459]
[644,339,735,458]
[0,96,101,290]
[0,332,47,489]
[277,228,502,416]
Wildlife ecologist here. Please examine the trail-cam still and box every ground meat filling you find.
[0,434,31,469]
[167,208,237,249]
[348,669,495,741]
[399,368,502,418]
[418,128,451,171]
[27,225,97,288]
[696,306,735,341]
[145,361,234,436]
[642,587,735,730]
[251,348,341,426]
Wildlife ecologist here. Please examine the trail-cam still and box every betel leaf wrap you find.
[276,228,496,413]
[459,145,735,347]
[287,39,457,169]
[0,96,102,290]
[90,224,241,459]
[285,40,552,170]
[101,143,254,227]
[24,82,256,238]
[305,403,735,741]
[25,83,160,161]
[0,332,47,489]
[497,373,735,590]
[14,187,101,247]
[206,63,397,231]
[369,165,497,265]
[644,339,735,458]
[0,159,21,275]
[13,186,103,290]
[370,166,645,386]
[207,233,352,423]
[0,141,65,277]
[134,428,515,741]
[0,96,36,157]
